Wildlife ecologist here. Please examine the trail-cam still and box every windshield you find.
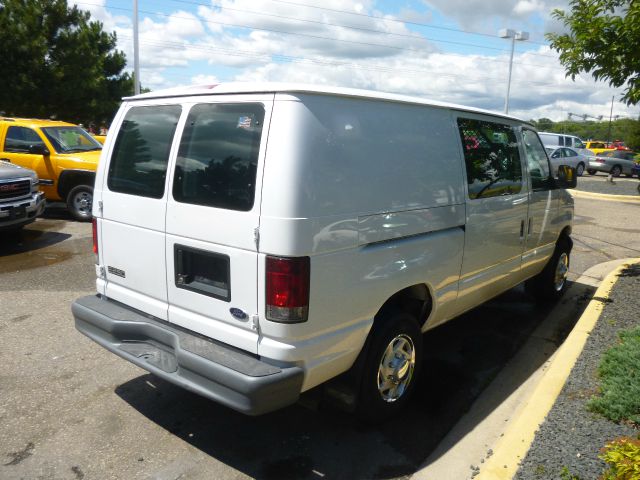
[574,139,585,149]
[41,126,102,153]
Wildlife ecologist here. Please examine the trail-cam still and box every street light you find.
[499,29,529,115]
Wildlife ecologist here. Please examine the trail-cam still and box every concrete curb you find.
[475,260,639,480]
[570,189,640,203]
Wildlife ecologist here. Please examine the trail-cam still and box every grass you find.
[588,326,640,425]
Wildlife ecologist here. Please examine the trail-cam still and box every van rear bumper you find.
[72,295,304,415]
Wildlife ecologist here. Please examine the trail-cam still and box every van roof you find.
[126,82,528,124]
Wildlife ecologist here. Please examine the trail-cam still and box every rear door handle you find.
[528,217,533,235]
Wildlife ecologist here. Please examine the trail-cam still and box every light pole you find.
[499,29,529,114]
[133,0,140,95]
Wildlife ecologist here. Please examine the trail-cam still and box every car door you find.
[520,128,560,277]
[454,115,528,314]
[1,125,57,197]
[99,101,184,320]
[164,95,273,354]
[562,148,579,169]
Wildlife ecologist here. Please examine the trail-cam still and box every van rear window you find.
[173,103,264,212]
[107,105,182,198]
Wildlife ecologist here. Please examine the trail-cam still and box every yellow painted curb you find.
[476,260,640,480]
[570,189,640,203]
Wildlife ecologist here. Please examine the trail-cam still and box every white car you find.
[545,146,591,176]
[72,83,576,421]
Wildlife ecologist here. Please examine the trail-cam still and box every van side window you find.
[522,129,552,191]
[457,118,522,199]
[107,105,182,199]
[173,103,264,212]
[4,126,45,153]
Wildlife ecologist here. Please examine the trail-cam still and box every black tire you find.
[610,165,622,177]
[587,169,596,175]
[66,185,93,222]
[576,163,585,177]
[526,237,572,302]
[356,310,423,423]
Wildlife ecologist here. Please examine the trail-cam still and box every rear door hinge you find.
[98,200,103,215]
[253,227,260,250]
[250,314,260,333]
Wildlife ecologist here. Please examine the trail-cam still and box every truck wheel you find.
[526,238,571,302]
[576,163,585,176]
[356,311,423,423]
[66,185,93,222]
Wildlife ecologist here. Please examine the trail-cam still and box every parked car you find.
[587,150,639,177]
[72,83,576,421]
[538,132,591,156]
[545,146,591,176]
[584,141,614,156]
[0,161,45,231]
[0,117,102,221]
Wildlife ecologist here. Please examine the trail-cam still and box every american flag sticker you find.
[237,116,252,129]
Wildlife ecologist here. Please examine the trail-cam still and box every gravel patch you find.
[576,175,640,196]
[515,263,640,480]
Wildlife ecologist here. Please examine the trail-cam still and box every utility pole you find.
[606,96,614,143]
[133,0,140,95]
[499,29,529,114]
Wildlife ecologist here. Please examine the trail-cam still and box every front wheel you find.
[526,238,571,302]
[66,185,93,222]
[356,311,423,423]
[576,163,585,176]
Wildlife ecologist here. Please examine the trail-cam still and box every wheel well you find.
[57,170,96,201]
[376,284,433,329]
[558,226,573,251]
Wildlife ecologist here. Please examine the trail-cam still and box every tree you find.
[547,1,640,105]
[0,0,133,125]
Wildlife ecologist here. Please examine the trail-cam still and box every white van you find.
[538,131,590,153]
[72,83,576,420]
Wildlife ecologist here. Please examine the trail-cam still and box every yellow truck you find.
[0,117,101,220]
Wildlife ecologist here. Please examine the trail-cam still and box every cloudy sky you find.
[73,0,638,121]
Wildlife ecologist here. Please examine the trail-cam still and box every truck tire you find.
[66,185,93,222]
[356,310,423,423]
[526,237,571,302]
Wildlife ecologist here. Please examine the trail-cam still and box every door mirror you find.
[29,144,50,156]
[555,164,577,189]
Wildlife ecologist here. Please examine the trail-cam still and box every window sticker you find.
[237,116,252,129]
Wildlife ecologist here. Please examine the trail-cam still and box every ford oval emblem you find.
[230,308,248,320]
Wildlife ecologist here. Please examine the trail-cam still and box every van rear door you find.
[100,103,183,320]
[165,96,272,354]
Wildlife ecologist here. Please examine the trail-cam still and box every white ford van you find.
[72,83,576,420]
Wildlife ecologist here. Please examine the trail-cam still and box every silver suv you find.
[0,161,45,231]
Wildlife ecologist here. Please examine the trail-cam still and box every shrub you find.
[600,437,640,480]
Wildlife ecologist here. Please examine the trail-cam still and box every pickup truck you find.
[0,161,45,231]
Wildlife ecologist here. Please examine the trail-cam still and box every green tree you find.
[547,1,640,105]
[0,0,133,125]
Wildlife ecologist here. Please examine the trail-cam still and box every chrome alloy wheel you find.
[554,252,569,292]
[377,334,416,402]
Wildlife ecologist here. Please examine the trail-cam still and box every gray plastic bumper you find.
[72,295,304,415]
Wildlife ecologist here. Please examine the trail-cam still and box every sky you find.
[72,0,639,122]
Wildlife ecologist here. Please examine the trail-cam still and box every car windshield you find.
[41,126,102,153]
[601,151,624,158]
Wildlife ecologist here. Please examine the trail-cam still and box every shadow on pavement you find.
[115,282,595,480]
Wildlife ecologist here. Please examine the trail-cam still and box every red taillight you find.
[266,256,310,323]
[92,218,98,261]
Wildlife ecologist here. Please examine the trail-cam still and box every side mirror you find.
[29,144,50,156]
[556,164,577,189]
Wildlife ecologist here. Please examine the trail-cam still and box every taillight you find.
[266,256,310,323]
[92,218,98,263]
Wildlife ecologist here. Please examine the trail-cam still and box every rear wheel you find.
[66,185,93,222]
[587,169,596,175]
[526,237,571,302]
[576,163,585,176]
[356,310,423,423]
[610,165,622,177]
